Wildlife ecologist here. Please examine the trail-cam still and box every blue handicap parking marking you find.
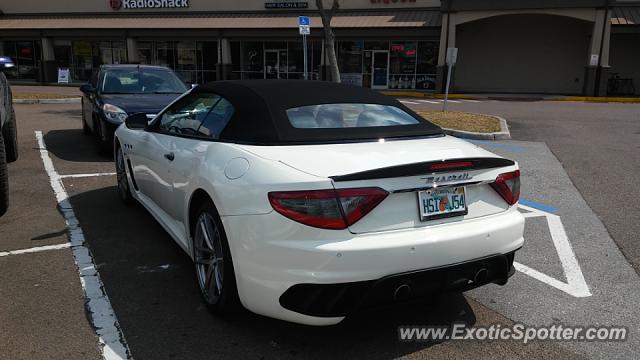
[519,199,559,213]
[466,139,528,153]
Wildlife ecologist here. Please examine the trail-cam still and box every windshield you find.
[287,103,422,129]
[101,68,188,95]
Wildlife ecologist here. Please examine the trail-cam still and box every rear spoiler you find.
[330,157,515,182]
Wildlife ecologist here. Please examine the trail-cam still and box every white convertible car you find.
[114,80,524,326]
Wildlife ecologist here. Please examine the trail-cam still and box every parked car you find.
[0,56,19,217]
[80,64,188,154]
[114,80,524,325]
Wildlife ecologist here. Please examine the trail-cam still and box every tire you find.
[192,201,240,315]
[0,131,9,217]
[82,103,91,135]
[93,118,110,156]
[3,108,18,163]
[115,145,134,205]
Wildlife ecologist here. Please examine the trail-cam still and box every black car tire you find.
[82,103,91,135]
[3,108,18,163]
[115,145,134,205]
[93,118,110,156]
[0,131,9,216]
[192,201,241,316]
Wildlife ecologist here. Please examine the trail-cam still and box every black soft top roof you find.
[197,80,443,145]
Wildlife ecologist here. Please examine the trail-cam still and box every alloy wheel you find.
[194,212,225,304]
[115,147,129,200]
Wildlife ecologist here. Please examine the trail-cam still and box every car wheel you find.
[93,118,110,156]
[82,103,91,136]
[115,145,134,205]
[193,201,240,314]
[0,131,9,216]
[3,108,18,163]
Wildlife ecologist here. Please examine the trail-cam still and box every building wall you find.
[609,33,640,95]
[0,0,441,14]
[454,14,592,94]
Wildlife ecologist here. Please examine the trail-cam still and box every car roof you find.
[196,80,443,145]
[100,64,172,71]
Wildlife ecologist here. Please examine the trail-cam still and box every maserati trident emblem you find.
[110,0,122,10]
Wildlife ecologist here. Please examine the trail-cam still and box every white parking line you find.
[35,131,130,360]
[445,100,461,103]
[417,99,440,104]
[0,243,71,257]
[462,99,480,103]
[515,204,592,298]
[399,100,420,105]
[59,172,116,179]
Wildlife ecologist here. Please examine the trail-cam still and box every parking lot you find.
[1,100,639,360]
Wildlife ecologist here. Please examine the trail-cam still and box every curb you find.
[384,91,640,103]
[382,91,481,101]
[13,97,81,104]
[441,115,511,141]
[551,96,640,103]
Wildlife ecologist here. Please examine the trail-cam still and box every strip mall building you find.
[0,0,639,95]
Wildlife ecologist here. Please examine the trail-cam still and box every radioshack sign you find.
[109,0,190,10]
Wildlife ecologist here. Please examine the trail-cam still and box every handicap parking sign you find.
[298,16,310,26]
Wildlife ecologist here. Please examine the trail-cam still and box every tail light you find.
[268,188,389,230]
[490,170,520,205]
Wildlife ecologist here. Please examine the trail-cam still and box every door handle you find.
[164,152,175,161]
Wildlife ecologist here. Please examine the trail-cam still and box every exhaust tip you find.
[393,283,412,301]
[474,268,488,284]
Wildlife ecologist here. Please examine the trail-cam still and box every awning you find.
[0,11,442,30]
[611,7,640,25]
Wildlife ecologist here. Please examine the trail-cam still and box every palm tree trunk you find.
[316,0,341,83]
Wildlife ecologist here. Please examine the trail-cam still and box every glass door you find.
[371,50,389,89]
[265,50,279,79]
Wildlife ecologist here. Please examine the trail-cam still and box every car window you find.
[286,103,421,129]
[101,68,187,94]
[198,97,235,139]
[158,93,221,137]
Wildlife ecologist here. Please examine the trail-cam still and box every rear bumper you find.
[280,251,516,318]
[222,207,524,326]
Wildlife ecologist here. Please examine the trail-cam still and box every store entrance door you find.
[265,50,282,79]
[371,50,389,89]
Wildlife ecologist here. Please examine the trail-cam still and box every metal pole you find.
[443,63,452,112]
[303,34,308,80]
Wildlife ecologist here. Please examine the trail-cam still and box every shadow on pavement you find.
[69,185,477,360]
[44,129,111,163]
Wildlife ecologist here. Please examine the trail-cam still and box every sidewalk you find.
[11,85,81,97]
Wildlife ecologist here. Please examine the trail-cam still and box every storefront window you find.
[416,41,438,90]
[137,42,152,65]
[1,40,41,81]
[198,41,219,84]
[175,41,197,84]
[156,41,176,69]
[338,41,363,74]
[389,41,417,90]
[241,41,264,77]
[365,41,389,51]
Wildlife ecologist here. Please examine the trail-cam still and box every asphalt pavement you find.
[402,99,640,275]
[2,100,638,359]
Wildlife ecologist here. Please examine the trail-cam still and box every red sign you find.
[110,0,122,10]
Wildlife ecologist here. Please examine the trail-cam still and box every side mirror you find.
[80,84,96,94]
[125,113,149,130]
[0,56,15,73]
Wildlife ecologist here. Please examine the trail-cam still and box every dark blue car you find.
[80,64,188,154]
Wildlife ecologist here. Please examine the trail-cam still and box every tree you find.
[315,0,341,83]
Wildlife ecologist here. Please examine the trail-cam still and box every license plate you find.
[418,187,468,221]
